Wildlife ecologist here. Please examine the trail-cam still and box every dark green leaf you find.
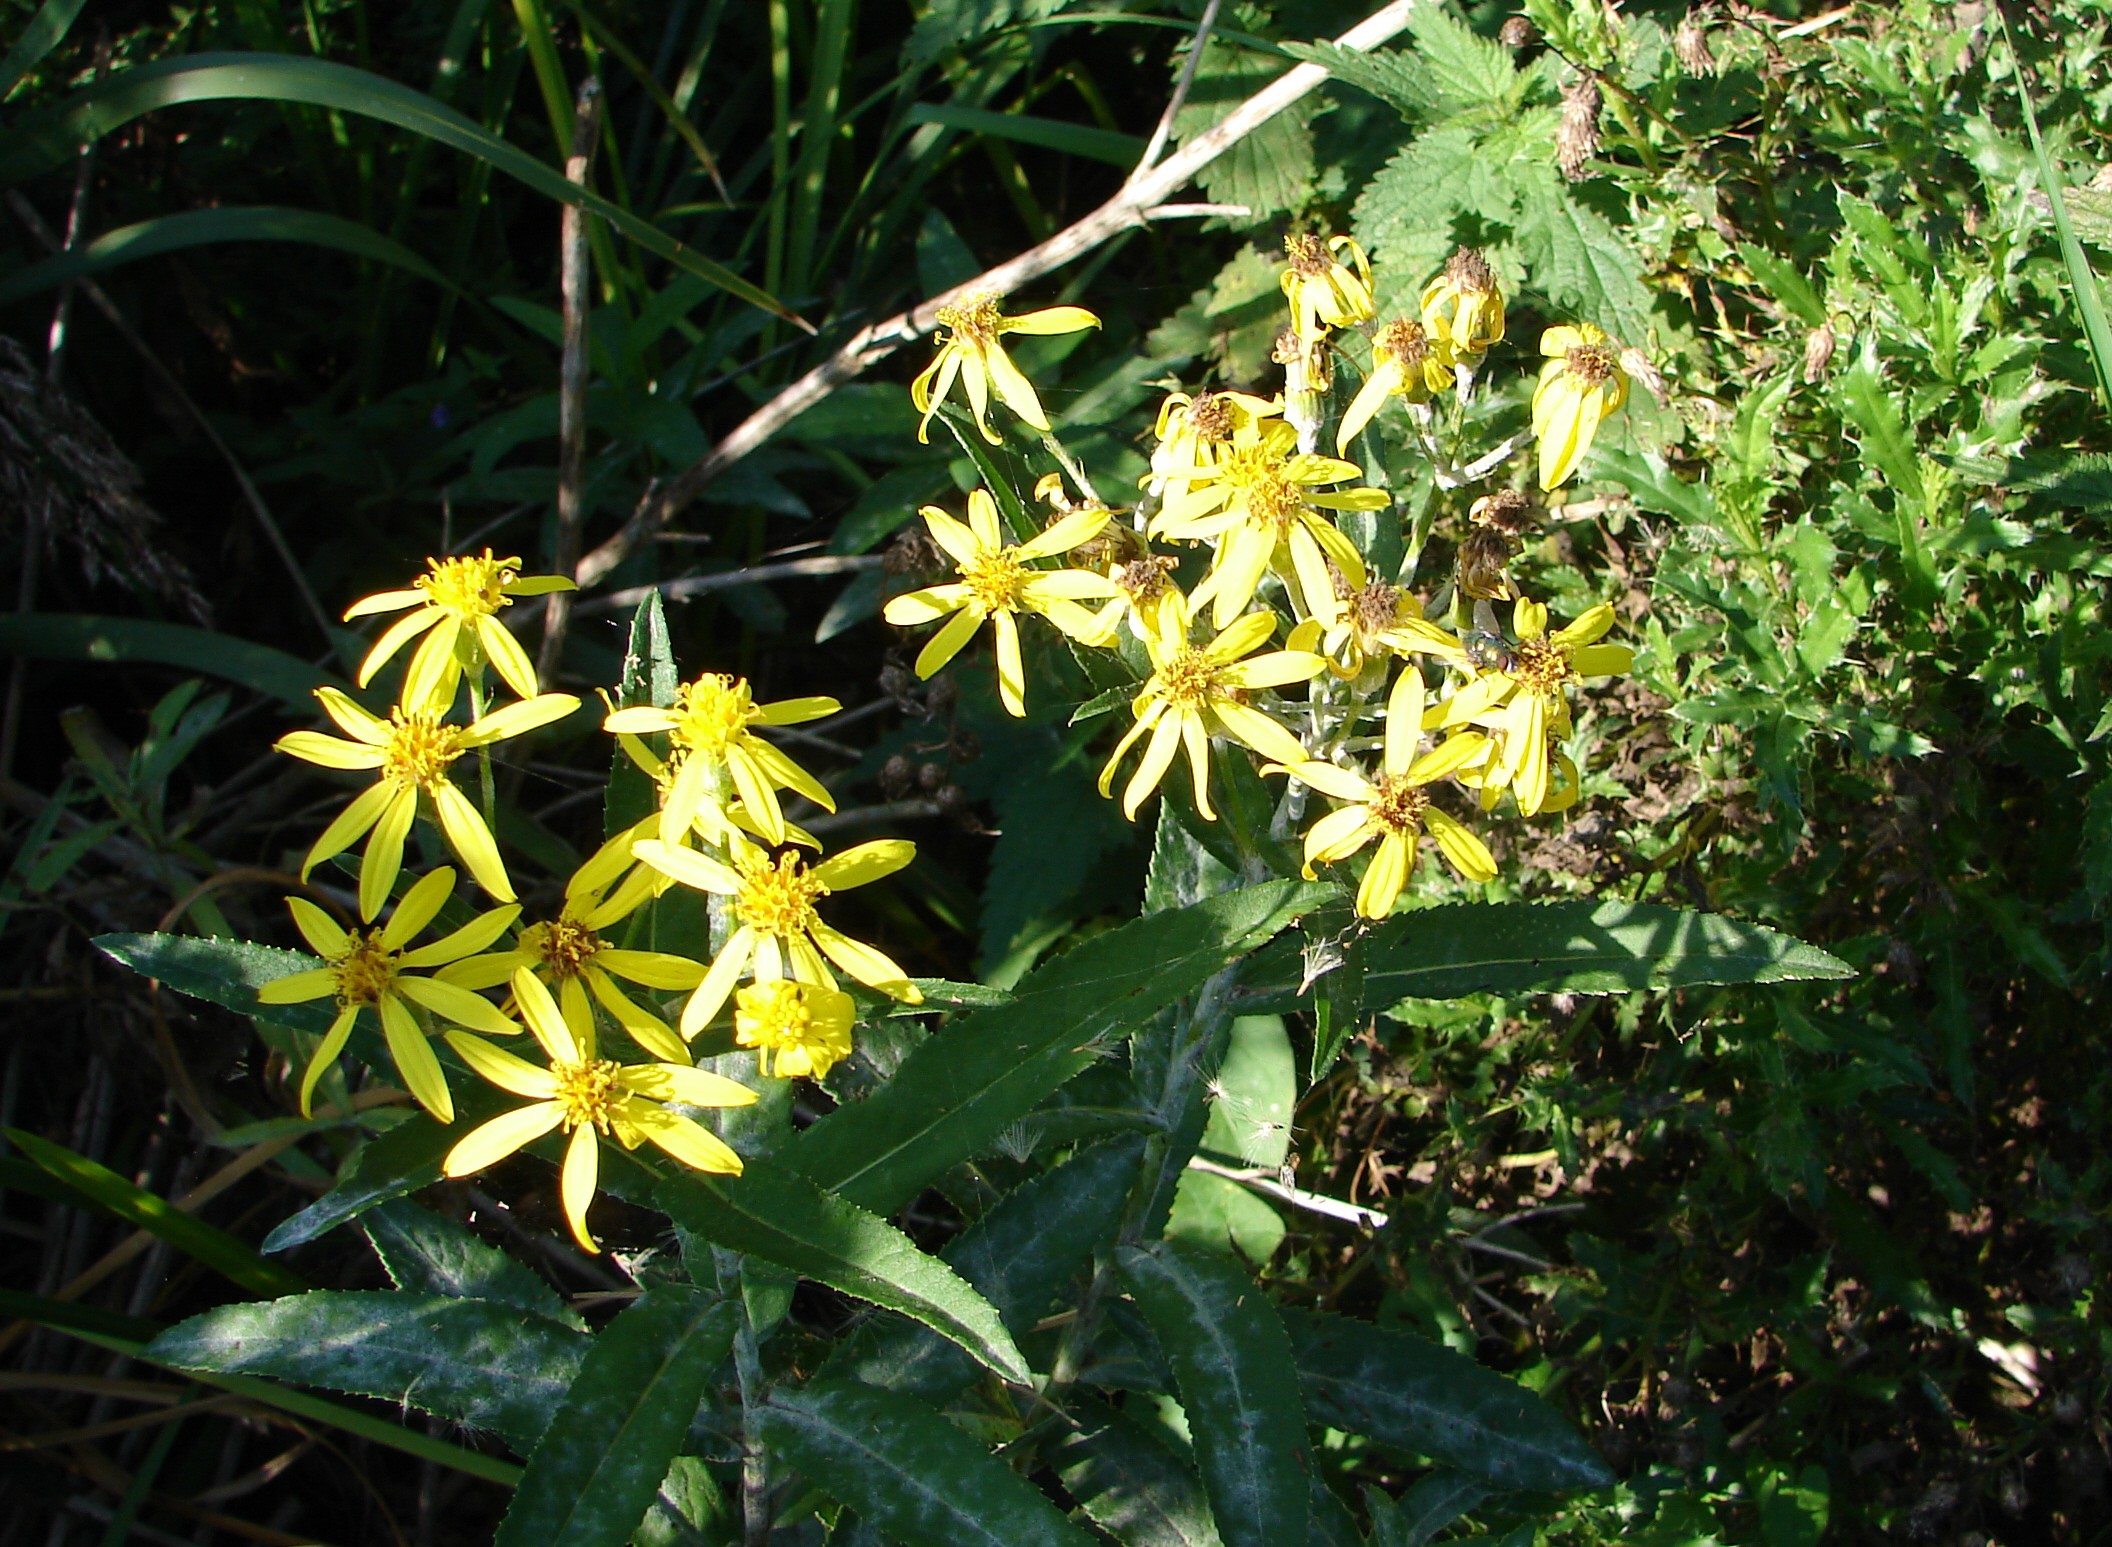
[362,1200,582,1328]
[1116,1241,1309,1547]
[906,103,1144,167]
[0,615,336,710]
[1373,1472,1494,1547]
[787,880,1330,1215]
[1284,1308,1610,1492]
[96,932,336,1036]
[494,1287,736,1547]
[145,1291,589,1453]
[1055,1394,1223,1547]
[757,1379,1097,1547]
[261,1098,485,1253]
[0,0,90,104]
[1512,168,1656,345]
[655,1155,1029,1384]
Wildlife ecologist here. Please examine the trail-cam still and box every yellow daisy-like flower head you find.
[275,687,579,920]
[1153,418,1390,629]
[910,292,1100,444]
[1144,389,1281,500]
[1435,597,1633,816]
[1531,323,1629,491]
[734,978,856,1080]
[1337,317,1453,454]
[881,488,1119,716]
[1267,667,1498,919]
[436,820,702,1065]
[344,550,575,711]
[256,867,521,1121]
[602,673,838,849]
[1098,603,1324,822]
[1287,560,1429,681]
[1420,247,1505,358]
[1280,233,1375,340]
[442,968,756,1253]
[631,835,923,1037]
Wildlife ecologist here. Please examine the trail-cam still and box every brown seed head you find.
[1186,391,1236,444]
[1802,323,1838,383]
[1499,16,1536,48]
[1674,9,1718,75]
[1376,317,1432,370]
[1558,76,1604,181]
[1470,488,1535,537]
[1283,233,1332,277]
[1446,247,1496,297]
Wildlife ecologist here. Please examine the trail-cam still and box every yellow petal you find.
[1180,713,1216,822]
[314,686,389,745]
[812,839,916,890]
[463,693,581,747]
[401,616,463,712]
[1355,831,1412,920]
[624,1101,745,1174]
[560,1124,601,1252]
[1000,304,1099,335]
[358,785,418,923]
[398,904,522,970]
[382,866,457,951]
[396,974,517,1037]
[622,1063,759,1109]
[993,609,1026,716]
[380,992,453,1123]
[298,1006,359,1117]
[1426,808,1497,883]
[444,1101,563,1177]
[286,896,349,959]
[512,966,579,1064]
[274,731,385,772]
[444,1031,558,1099]
[355,607,442,689]
[682,929,755,1036]
[809,921,919,1001]
[343,587,426,621]
[982,340,1049,431]
[632,839,741,895]
[1124,713,1183,822]
[301,780,396,881]
[1384,666,1426,777]
[476,615,540,701]
[431,782,513,904]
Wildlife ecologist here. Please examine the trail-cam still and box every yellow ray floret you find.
[276,687,579,920]
[256,866,521,1121]
[1531,323,1630,491]
[735,978,856,1080]
[910,292,1100,444]
[632,835,923,1036]
[344,550,574,711]
[1280,233,1375,341]
[1143,389,1280,502]
[1264,667,1497,919]
[1420,247,1505,359]
[602,672,838,849]
[1337,317,1452,454]
[1098,603,1324,822]
[882,487,1119,716]
[442,968,756,1252]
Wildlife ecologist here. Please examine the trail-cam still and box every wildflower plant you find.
[97,146,1852,1547]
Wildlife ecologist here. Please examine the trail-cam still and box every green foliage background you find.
[1,0,2109,1543]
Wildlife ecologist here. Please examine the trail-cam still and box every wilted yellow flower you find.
[276,687,579,919]
[1337,317,1452,453]
[603,674,838,849]
[1143,390,1279,501]
[1532,323,1629,490]
[882,488,1118,716]
[437,821,700,1064]
[344,550,574,711]
[1420,247,1505,358]
[632,836,922,1035]
[1280,233,1374,340]
[1286,561,1428,681]
[443,968,755,1252]
[1434,597,1632,816]
[1267,667,1497,918]
[911,292,1100,444]
[1099,605,1323,821]
[1153,417,1388,629]
[735,978,855,1080]
[257,867,520,1121]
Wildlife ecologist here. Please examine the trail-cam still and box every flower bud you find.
[1500,16,1535,48]
[1802,322,1837,382]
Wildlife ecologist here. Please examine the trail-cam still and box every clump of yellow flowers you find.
[250,228,1650,1255]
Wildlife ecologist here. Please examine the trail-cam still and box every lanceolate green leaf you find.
[363,1199,583,1328]
[1283,1308,1610,1493]
[1237,900,1851,1015]
[0,0,90,104]
[1115,1242,1310,1547]
[654,1155,1030,1384]
[8,1129,307,1298]
[823,1133,1146,1400]
[1378,1471,1495,1547]
[788,880,1330,1215]
[494,1287,737,1547]
[0,615,337,710]
[263,1094,500,1253]
[0,54,803,327]
[97,932,339,1036]
[1054,1394,1224,1547]
[756,1379,1099,1547]
[0,207,463,306]
[906,102,1145,168]
[145,1290,589,1453]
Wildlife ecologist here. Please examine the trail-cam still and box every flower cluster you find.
[888,240,1647,919]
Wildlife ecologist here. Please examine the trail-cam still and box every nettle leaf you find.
[1351,127,1516,282]
[97,932,335,1036]
[1512,166,1656,345]
[787,879,1329,1216]
[1401,2,1521,113]
[1173,36,1315,222]
[758,1379,1098,1547]
[822,1133,1146,1400]
[1055,1393,1223,1547]
[1116,1242,1309,1547]
[1282,40,1435,118]
[655,1155,1030,1385]
[145,1291,588,1453]
[362,1200,583,1329]
[1284,1308,1610,1493]
[494,1286,736,1547]
[1236,900,1851,1014]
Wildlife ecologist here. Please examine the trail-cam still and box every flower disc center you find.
[736,854,827,938]
[552,1058,625,1132]
[382,712,466,790]
[524,916,602,980]
[960,546,1029,613]
[419,552,516,619]
[331,931,398,1007]
[1369,773,1430,835]
[670,675,756,761]
[935,293,1003,345]
[1160,648,1224,710]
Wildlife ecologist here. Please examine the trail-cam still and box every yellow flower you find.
[910,292,1100,444]
[1143,390,1280,501]
[881,488,1119,716]
[1266,667,1497,918]
[436,821,701,1065]
[1337,317,1452,453]
[257,866,521,1121]
[1434,597,1633,816]
[1280,233,1375,340]
[1098,605,1324,821]
[1449,725,1581,815]
[344,550,574,711]
[1420,247,1505,358]
[1286,562,1429,681]
[443,968,755,1253]
[1153,417,1389,629]
[631,836,923,1034]
[276,687,579,920]
[1531,323,1629,490]
[735,978,856,1080]
[602,673,838,849]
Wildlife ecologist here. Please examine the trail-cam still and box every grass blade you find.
[0,0,89,104]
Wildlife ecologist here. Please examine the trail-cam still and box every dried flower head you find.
[1558,75,1604,181]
